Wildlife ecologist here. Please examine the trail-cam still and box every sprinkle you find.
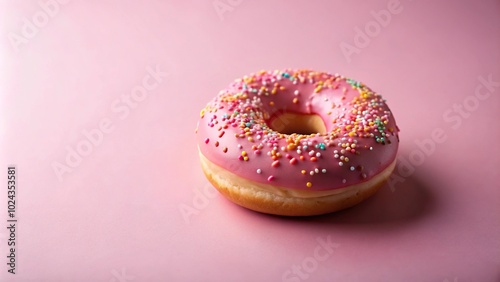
[350,166,355,171]
[321,169,327,173]
[310,157,317,162]
[338,162,344,166]
[256,169,262,174]
[267,175,275,181]
[223,147,228,153]
[272,160,280,167]
[218,131,225,138]
[301,170,306,174]
[215,141,219,147]
[204,138,210,144]
[306,182,312,188]
[289,158,298,165]
[293,97,299,104]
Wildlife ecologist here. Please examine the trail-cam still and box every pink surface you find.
[1,0,499,281]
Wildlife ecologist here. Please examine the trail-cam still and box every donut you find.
[196,69,399,216]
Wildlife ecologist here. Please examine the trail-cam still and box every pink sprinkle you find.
[289,158,297,165]
[267,175,275,181]
[238,155,244,161]
[272,160,280,167]
[205,138,210,144]
[254,150,261,155]
[286,153,292,159]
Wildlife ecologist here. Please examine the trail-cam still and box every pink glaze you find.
[196,70,399,191]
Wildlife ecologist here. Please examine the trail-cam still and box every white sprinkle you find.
[316,152,321,157]
[309,150,315,156]
[297,149,302,154]
[322,169,327,173]
[342,179,347,183]
[370,147,373,150]
[350,166,355,171]
[294,90,299,95]
[310,171,314,176]
[334,154,339,158]
[339,162,344,166]
[257,169,262,174]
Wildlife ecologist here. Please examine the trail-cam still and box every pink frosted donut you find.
[196,69,399,216]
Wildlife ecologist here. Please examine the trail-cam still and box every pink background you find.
[1,0,499,281]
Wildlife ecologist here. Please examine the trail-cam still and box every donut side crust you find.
[199,151,396,216]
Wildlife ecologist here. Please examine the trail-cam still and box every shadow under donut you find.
[254,169,437,228]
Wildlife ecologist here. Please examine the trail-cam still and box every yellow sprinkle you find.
[269,101,275,106]
[293,97,298,104]
[244,156,249,161]
[301,170,306,175]
[306,182,312,188]
[241,151,247,156]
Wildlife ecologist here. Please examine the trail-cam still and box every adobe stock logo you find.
[51,64,171,182]
[281,236,340,282]
[178,183,219,225]
[339,0,405,63]
[213,0,243,21]
[7,0,71,53]
[388,74,499,191]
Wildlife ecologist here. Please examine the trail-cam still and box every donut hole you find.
[267,112,327,135]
